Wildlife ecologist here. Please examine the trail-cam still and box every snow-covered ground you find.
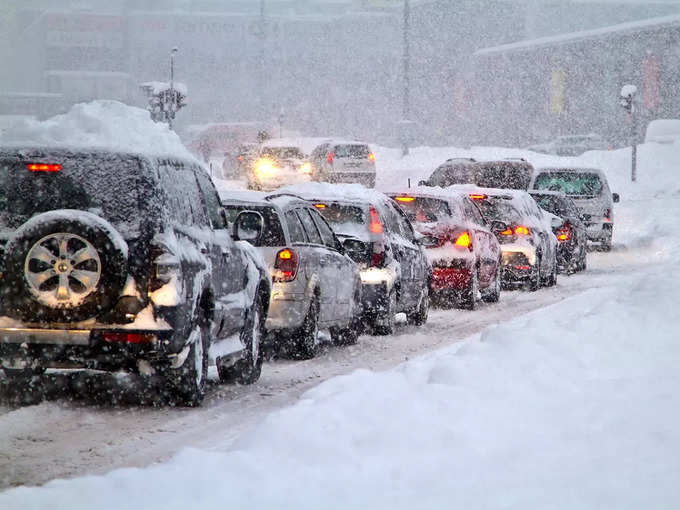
[2,132,680,508]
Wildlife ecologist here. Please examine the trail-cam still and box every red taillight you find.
[556,223,572,242]
[514,226,530,235]
[238,155,244,161]
[27,163,61,172]
[102,332,156,344]
[369,206,383,234]
[394,196,415,202]
[327,151,335,163]
[604,209,612,222]
[499,227,514,236]
[469,193,487,200]
[273,248,298,282]
[368,152,375,163]
[454,231,472,249]
[313,203,327,209]
[371,250,385,267]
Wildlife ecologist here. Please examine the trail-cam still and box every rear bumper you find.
[265,291,308,331]
[585,221,613,242]
[500,251,534,283]
[430,266,472,292]
[360,282,389,317]
[326,171,375,186]
[0,325,177,371]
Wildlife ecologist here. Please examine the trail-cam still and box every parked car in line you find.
[461,186,560,291]
[529,190,588,273]
[281,183,430,335]
[0,146,272,406]
[419,158,533,190]
[247,139,313,191]
[387,187,502,309]
[530,166,619,251]
[309,140,376,187]
[219,190,362,358]
[526,134,611,156]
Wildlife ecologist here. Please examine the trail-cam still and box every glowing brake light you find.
[273,248,298,282]
[469,194,487,200]
[369,206,383,234]
[368,152,375,163]
[27,163,61,172]
[499,227,514,236]
[327,151,335,164]
[556,223,572,242]
[394,196,415,202]
[514,226,530,235]
[454,231,472,250]
[313,203,327,209]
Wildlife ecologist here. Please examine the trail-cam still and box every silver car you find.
[309,141,376,187]
[530,167,620,251]
[220,191,362,358]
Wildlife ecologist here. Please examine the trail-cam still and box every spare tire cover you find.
[2,210,128,322]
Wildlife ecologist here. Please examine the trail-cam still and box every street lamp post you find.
[619,84,638,182]
[169,46,179,130]
[401,0,410,157]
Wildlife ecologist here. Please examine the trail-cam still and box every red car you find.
[388,188,502,309]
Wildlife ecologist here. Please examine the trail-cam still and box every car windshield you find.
[474,197,522,224]
[391,197,453,223]
[533,172,603,196]
[222,204,286,247]
[261,147,305,160]
[0,155,142,237]
[334,144,369,158]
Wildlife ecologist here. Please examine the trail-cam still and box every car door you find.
[194,168,247,338]
[294,207,336,323]
[310,208,354,322]
[388,202,423,310]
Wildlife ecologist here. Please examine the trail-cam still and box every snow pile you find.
[0,100,198,162]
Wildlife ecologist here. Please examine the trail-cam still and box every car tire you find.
[218,288,266,385]
[2,212,127,322]
[482,263,501,303]
[331,317,360,346]
[459,269,478,310]
[407,290,429,326]
[168,323,209,407]
[293,296,320,359]
[545,257,558,287]
[373,289,397,336]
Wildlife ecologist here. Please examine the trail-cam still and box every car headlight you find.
[254,158,278,177]
[299,162,312,175]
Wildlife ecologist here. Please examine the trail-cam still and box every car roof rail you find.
[264,192,307,202]
[445,157,476,162]
[503,157,527,161]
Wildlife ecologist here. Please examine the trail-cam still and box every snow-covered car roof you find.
[384,186,470,201]
[279,182,389,206]
[534,166,607,176]
[218,189,269,205]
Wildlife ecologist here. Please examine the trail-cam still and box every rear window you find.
[474,197,522,225]
[429,163,477,186]
[315,203,367,237]
[391,197,453,223]
[222,204,286,246]
[532,195,577,218]
[333,144,370,159]
[261,147,305,160]
[476,162,532,190]
[533,172,603,196]
[0,154,142,235]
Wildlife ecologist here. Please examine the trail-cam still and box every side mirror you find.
[490,220,509,233]
[612,193,620,203]
[550,216,563,229]
[418,179,428,186]
[233,211,263,244]
[580,213,591,222]
[342,238,369,264]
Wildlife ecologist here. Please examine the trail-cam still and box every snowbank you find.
[0,100,198,163]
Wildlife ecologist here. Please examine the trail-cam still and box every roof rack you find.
[503,157,527,162]
[264,192,306,202]
[445,157,476,163]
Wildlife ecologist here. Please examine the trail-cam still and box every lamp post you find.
[619,84,638,182]
[400,0,411,157]
[169,46,179,130]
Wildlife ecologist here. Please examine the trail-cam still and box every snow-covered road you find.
[0,246,638,490]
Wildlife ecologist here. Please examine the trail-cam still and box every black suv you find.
[0,147,271,406]
[420,158,533,190]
